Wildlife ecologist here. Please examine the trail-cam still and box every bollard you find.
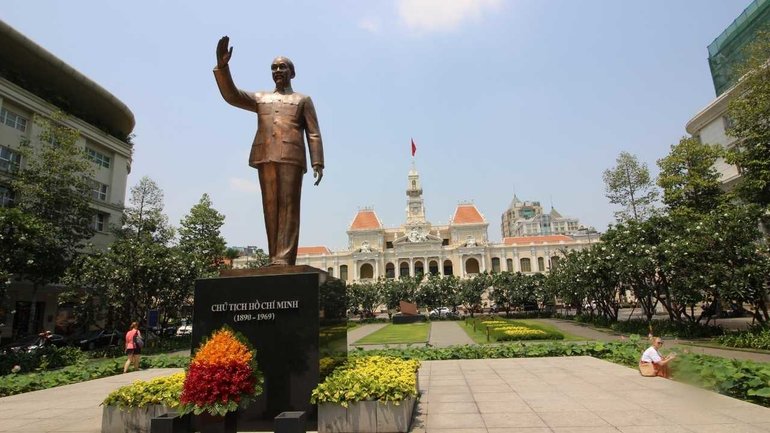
[486,326,490,342]
[150,412,191,433]
[275,411,307,433]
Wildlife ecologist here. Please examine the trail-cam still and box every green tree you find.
[6,113,95,333]
[417,274,462,312]
[63,178,194,330]
[603,151,659,222]
[380,276,420,316]
[725,30,770,212]
[600,219,668,321]
[657,136,725,214]
[245,248,270,269]
[120,176,174,243]
[458,272,490,317]
[179,193,226,275]
[489,272,514,315]
[224,247,241,261]
[347,281,381,317]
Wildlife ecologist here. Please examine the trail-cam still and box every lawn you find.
[354,323,431,345]
[460,317,582,343]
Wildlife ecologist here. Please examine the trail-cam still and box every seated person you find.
[639,337,676,378]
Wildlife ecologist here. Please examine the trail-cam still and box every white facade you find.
[0,19,134,341]
[0,79,132,249]
[295,167,590,282]
[685,87,741,190]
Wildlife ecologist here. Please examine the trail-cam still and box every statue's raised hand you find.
[216,36,233,69]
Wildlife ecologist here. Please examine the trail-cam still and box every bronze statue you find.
[214,36,324,266]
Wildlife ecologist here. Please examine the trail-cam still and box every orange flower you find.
[192,328,254,366]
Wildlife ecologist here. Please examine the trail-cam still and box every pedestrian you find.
[123,322,142,373]
[639,336,676,378]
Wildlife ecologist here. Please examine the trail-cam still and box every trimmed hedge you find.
[556,314,724,338]
[0,346,86,376]
[717,326,770,351]
[0,354,189,397]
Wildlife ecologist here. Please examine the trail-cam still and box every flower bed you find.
[101,373,185,433]
[312,356,420,433]
[473,318,564,341]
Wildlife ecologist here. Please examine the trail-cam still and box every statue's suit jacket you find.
[213,65,324,173]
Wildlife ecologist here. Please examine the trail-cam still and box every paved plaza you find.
[0,368,181,433]
[412,356,770,433]
[2,357,770,432]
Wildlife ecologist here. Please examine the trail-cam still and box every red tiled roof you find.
[350,210,382,230]
[503,235,573,245]
[451,204,485,224]
[297,246,331,255]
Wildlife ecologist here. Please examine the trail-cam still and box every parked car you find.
[0,333,67,354]
[70,329,122,350]
[429,307,451,318]
[176,325,192,336]
[429,307,459,319]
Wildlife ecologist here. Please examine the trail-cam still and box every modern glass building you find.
[708,0,770,96]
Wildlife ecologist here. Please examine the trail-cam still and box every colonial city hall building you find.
[294,165,591,281]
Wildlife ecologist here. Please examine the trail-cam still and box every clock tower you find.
[406,164,426,224]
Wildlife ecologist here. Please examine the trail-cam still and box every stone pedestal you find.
[192,266,347,431]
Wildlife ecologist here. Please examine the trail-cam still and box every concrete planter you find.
[101,405,170,433]
[318,396,416,433]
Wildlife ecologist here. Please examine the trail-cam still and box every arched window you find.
[491,257,501,273]
[339,265,348,281]
[506,258,513,271]
[550,256,560,269]
[327,267,333,277]
[537,257,545,272]
[520,258,531,273]
[466,258,480,275]
[360,263,374,279]
[399,262,410,277]
[385,262,395,279]
[428,260,439,275]
[414,260,424,276]
[443,260,454,276]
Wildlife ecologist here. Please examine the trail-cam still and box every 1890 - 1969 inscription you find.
[210,298,300,322]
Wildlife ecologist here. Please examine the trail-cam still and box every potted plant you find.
[178,326,263,433]
[311,355,420,433]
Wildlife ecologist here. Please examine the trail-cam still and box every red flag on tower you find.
[411,138,417,157]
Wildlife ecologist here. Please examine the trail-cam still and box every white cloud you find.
[358,17,382,33]
[229,177,260,193]
[397,0,502,33]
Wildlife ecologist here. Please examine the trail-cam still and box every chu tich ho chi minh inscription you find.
[209,299,300,323]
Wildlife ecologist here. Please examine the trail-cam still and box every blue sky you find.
[2,0,750,250]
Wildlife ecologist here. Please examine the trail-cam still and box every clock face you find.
[409,230,419,242]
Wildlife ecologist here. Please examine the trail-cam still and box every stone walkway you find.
[429,321,475,347]
[411,356,770,433]
[349,321,475,350]
[0,368,182,433]
[347,323,387,347]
